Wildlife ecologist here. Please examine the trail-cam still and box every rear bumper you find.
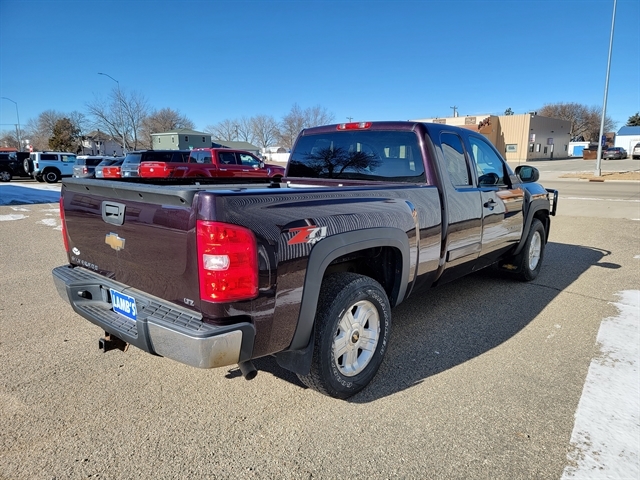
[52,265,255,368]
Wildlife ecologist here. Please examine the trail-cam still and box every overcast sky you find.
[1,0,638,135]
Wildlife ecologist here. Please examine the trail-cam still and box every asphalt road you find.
[1,170,639,479]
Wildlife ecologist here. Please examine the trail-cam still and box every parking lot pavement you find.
[1,200,639,479]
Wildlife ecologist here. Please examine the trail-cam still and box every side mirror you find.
[259,160,265,169]
[515,165,540,183]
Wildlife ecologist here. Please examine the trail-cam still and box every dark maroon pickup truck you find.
[52,121,558,399]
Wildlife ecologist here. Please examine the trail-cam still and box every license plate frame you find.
[109,289,137,321]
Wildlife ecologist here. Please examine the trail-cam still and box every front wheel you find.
[297,273,391,399]
[514,219,545,281]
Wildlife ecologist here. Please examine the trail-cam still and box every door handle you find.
[484,199,496,209]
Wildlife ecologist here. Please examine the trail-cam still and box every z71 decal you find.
[287,225,328,245]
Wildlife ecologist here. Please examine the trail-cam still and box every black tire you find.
[0,169,12,182]
[43,169,60,183]
[513,219,545,281]
[297,273,391,399]
[35,175,44,182]
[23,158,33,174]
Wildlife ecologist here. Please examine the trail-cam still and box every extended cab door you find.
[466,134,524,265]
[436,131,483,283]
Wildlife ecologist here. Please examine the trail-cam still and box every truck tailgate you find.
[61,178,201,308]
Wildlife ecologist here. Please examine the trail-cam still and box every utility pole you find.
[450,106,458,118]
[98,73,127,155]
[595,0,617,177]
[1,97,21,151]
[346,116,353,122]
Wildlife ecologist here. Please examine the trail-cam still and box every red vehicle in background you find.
[100,159,125,179]
[138,148,285,180]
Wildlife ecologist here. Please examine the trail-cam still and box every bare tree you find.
[87,87,150,151]
[205,119,238,141]
[251,114,279,150]
[24,110,64,151]
[538,102,615,142]
[139,108,195,148]
[0,130,20,150]
[305,105,334,127]
[235,116,254,143]
[278,104,307,150]
[123,91,150,150]
[278,104,335,150]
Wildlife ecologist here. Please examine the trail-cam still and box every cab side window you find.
[440,133,470,187]
[218,152,237,165]
[468,136,507,186]
[201,151,212,164]
[238,153,260,167]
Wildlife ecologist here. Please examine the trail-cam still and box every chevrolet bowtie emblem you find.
[105,232,125,251]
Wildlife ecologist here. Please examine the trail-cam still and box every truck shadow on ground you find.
[247,241,616,402]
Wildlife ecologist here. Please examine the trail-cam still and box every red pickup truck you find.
[139,148,285,180]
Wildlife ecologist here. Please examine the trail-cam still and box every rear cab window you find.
[288,130,425,182]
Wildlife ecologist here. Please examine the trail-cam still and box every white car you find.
[632,143,640,160]
[25,151,77,183]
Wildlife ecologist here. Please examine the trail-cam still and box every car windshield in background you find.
[288,131,425,182]
[123,153,143,165]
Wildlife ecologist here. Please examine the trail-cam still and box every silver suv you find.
[25,151,77,183]
[73,155,117,178]
[632,143,640,160]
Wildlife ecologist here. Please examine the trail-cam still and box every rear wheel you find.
[297,273,391,399]
[0,169,12,182]
[43,170,61,183]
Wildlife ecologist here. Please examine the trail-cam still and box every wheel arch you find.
[275,227,410,374]
[513,201,550,257]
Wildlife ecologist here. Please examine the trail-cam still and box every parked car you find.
[120,150,190,178]
[0,151,31,182]
[25,151,77,183]
[73,156,118,178]
[632,143,640,160]
[603,147,627,160]
[138,148,285,180]
[95,158,123,179]
[100,159,125,179]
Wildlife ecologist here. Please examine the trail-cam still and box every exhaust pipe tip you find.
[238,361,258,380]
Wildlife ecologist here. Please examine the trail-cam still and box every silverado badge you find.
[105,232,125,251]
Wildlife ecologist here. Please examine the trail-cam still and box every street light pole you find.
[595,0,617,177]
[98,72,127,155]
[1,97,22,151]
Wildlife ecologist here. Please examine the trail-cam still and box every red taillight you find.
[337,122,372,130]
[196,221,258,303]
[82,166,88,174]
[59,200,69,253]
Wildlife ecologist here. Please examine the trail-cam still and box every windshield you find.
[288,130,425,182]
[123,153,143,165]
